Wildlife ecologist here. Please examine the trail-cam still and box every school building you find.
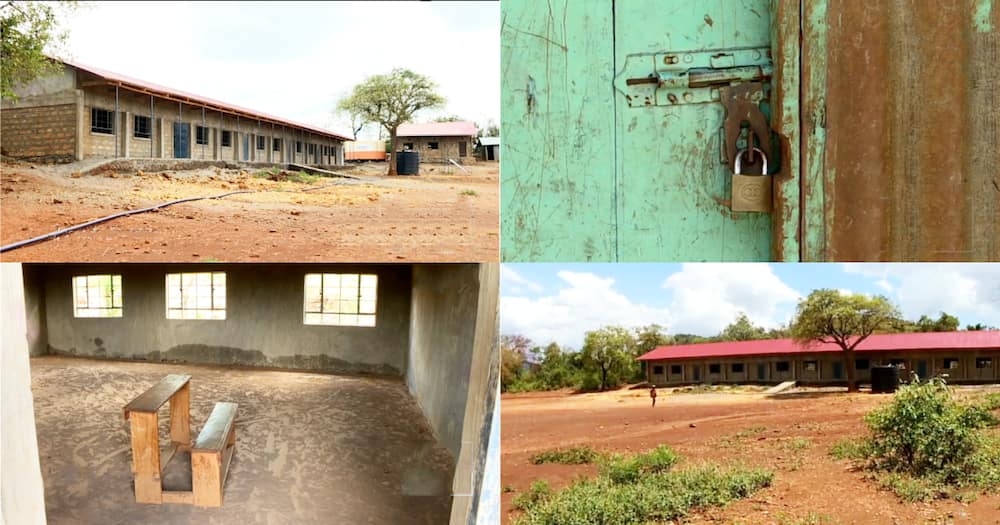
[0,59,348,165]
[638,331,1000,386]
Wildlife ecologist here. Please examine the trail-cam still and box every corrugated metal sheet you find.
[396,121,477,137]
[64,58,351,141]
[800,0,999,261]
[637,331,1000,361]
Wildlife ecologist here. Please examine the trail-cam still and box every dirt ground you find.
[30,356,454,525]
[1,159,498,262]
[502,386,1000,525]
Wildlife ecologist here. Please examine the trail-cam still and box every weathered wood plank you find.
[161,491,194,505]
[129,411,162,504]
[123,374,191,419]
[191,450,222,507]
[168,381,191,446]
[194,402,238,452]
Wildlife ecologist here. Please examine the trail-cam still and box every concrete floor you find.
[29,356,455,525]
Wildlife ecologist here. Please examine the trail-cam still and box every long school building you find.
[1,60,348,165]
[638,331,1000,386]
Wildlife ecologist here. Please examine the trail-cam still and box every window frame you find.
[855,358,871,370]
[296,141,302,153]
[273,138,282,152]
[776,361,791,372]
[72,274,123,318]
[670,365,682,375]
[652,365,664,375]
[221,130,232,147]
[427,141,440,150]
[803,360,818,372]
[303,273,378,327]
[708,363,721,374]
[196,125,209,145]
[976,357,993,369]
[91,108,115,135]
[257,136,266,150]
[943,358,960,370]
[165,272,227,320]
[731,363,745,373]
[133,115,152,139]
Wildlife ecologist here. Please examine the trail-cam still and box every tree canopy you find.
[580,326,637,391]
[1,1,73,100]
[791,289,902,391]
[336,68,444,174]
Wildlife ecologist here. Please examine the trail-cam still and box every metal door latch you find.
[615,46,773,107]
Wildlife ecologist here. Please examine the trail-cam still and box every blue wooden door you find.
[172,122,190,159]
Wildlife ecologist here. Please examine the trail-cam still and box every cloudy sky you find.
[54,1,498,139]
[502,263,1000,349]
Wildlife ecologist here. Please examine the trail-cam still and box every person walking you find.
[650,386,657,407]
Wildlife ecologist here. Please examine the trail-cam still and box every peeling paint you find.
[974,0,993,32]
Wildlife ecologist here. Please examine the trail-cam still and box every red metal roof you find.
[637,331,1000,361]
[397,121,477,137]
[62,59,351,141]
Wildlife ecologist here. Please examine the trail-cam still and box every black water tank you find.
[397,151,419,175]
[871,365,900,393]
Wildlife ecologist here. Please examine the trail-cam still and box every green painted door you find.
[502,0,776,261]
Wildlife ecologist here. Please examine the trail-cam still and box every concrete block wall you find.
[399,136,476,164]
[0,103,77,161]
[32,264,412,376]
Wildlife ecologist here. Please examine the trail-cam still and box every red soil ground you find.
[502,386,1000,525]
[1,160,498,262]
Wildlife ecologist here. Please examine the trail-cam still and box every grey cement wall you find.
[406,264,482,460]
[21,266,47,357]
[1,264,47,525]
[36,264,411,376]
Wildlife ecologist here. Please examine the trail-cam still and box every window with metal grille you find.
[196,126,209,145]
[670,365,682,375]
[731,363,744,373]
[804,361,818,372]
[303,273,377,327]
[134,115,152,139]
[257,136,265,150]
[308,143,315,155]
[72,275,123,318]
[273,138,281,151]
[943,358,960,369]
[427,141,439,150]
[976,358,993,369]
[91,108,114,134]
[776,361,790,372]
[221,130,232,147]
[709,363,721,374]
[166,272,226,320]
[296,141,302,153]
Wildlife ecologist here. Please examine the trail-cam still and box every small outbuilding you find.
[638,331,1000,386]
[396,121,477,164]
[478,136,499,161]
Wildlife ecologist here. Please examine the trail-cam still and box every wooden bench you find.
[123,376,237,507]
[192,402,238,507]
[123,374,192,505]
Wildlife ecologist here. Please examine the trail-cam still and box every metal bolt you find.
[683,54,693,63]
[683,92,693,102]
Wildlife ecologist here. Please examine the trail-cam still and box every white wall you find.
[1,264,47,525]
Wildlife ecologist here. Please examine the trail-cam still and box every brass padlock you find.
[731,147,772,212]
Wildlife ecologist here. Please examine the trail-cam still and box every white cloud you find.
[59,2,499,138]
[501,271,671,349]
[842,263,1000,323]
[500,266,543,294]
[661,263,802,335]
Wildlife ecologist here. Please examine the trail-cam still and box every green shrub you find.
[864,378,994,484]
[512,480,552,511]
[599,445,680,484]
[829,438,873,461]
[511,463,773,525]
[531,446,601,465]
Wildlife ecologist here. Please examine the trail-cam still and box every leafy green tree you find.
[580,326,636,391]
[478,119,499,138]
[791,289,902,392]
[632,324,670,381]
[671,333,714,345]
[718,313,768,341]
[1,1,74,100]
[433,114,464,122]
[916,312,960,332]
[966,323,990,331]
[337,69,444,175]
[500,334,533,391]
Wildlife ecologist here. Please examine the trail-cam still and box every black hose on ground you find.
[0,182,346,253]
